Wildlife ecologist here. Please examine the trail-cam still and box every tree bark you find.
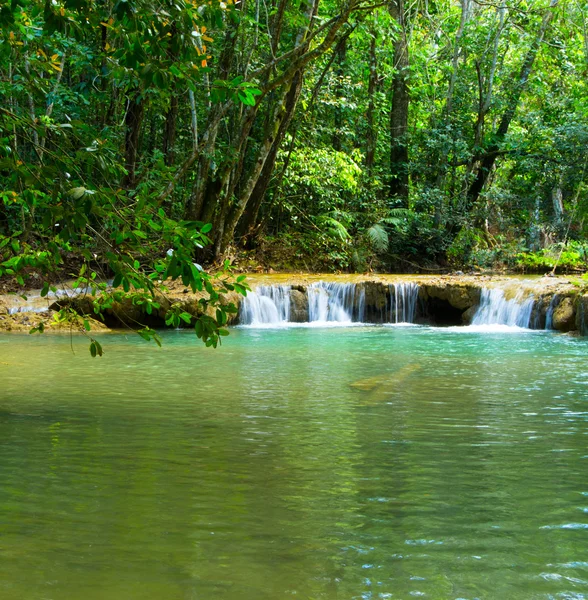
[238,70,305,240]
[388,0,410,206]
[162,93,179,166]
[332,36,347,151]
[365,31,378,174]
[466,0,559,207]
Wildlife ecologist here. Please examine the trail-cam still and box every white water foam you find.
[388,283,419,324]
[471,288,535,329]
[239,285,291,326]
[239,281,420,326]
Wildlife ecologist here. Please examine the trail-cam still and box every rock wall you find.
[576,294,588,335]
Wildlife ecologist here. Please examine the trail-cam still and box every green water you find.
[0,327,587,599]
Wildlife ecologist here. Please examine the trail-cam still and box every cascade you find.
[6,286,92,314]
[239,281,421,326]
[471,288,535,328]
[388,283,419,323]
[239,285,291,325]
[545,295,559,330]
[307,282,363,323]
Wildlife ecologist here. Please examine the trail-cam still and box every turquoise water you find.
[0,327,587,599]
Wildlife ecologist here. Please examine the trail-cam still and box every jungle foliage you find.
[1,0,588,349]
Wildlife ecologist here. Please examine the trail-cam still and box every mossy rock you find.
[552,297,576,332]
[0,311,109,333]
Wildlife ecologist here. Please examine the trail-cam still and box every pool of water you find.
[0,327,587,599]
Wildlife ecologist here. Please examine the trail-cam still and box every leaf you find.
[67,187,86,200]
[367,224,389,253]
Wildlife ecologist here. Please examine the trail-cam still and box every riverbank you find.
[1,273,587,335]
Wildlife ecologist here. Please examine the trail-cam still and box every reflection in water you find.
[0,328,587,600]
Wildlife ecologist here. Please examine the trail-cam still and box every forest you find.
[1,0,588,335]
[2,3,588,593]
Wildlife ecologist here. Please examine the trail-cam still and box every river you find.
[0,326,587,599]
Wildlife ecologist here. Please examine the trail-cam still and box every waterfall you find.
[471,288,535,328]
[545,295,559,330]
[307,282,362,323]
[388,283,419,323]
[239,285,291,325]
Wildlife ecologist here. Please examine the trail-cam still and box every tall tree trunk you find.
[388,0,410,207]
[216,82,297,256]
[466,0,559,207]
[365,31,378,174]
[332,37,347,151]
[238,70,305,241]
[162,94,179,166]
[433,0,471,226]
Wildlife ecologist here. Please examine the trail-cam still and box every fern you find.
[379,208,412,227]
[366,223,389,253]
[317,215,350,241]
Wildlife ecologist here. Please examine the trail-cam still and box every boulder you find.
[461,305,477,324]
[552,296,576,332]
[422,283,480,311]
[289,289,308,322]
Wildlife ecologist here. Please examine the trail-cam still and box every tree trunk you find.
[466,0,559,207]
[388,0,410,207]
[365,31,378,174]
[238,70,305,241]
[162,94,179,166]
[332,37,347,151]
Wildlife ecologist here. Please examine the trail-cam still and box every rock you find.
[575,294,588,335]
[552,296,576,332]
[0,299,7,316]
[289,289,308,322]
[0,310,109,333]
[461,305,477,324]
[422,284,480,311]
[362,281,388,312]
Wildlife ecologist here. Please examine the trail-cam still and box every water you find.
[546,295,560,330]
[307,281,364,323]
[240,282,418,325]
[239,282,550,329]
[1,329,587,600]
[388,282,420,324]
[471,288,535,328]
[239,284,292,325]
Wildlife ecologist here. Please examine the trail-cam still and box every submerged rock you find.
[350,364,422,404]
